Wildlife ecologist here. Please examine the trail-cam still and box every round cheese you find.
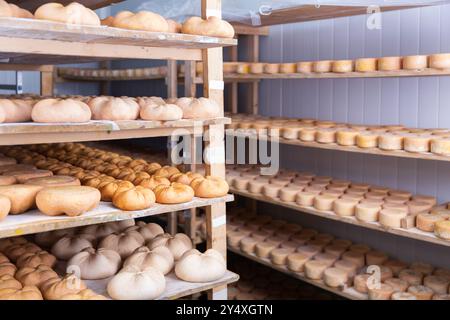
[407,285,434,300]
[281,127,301,140]
[384,277,409,292]
[356,132,379,148]
[332,239,352,248]
[429,53,450,69]
[384,196,408,204]
[342,251,365,268]
[366,251,389,266]
[341,193,364,202]
[297,61,313,73]
[324,244,347,258]
[354,274,371,293]
[279,187,300,202]
[424,275,449,294]
[250,230,270,242]
[399,269,423,286]
[370,186,390,194]
[295,191,316,206]
[378,134,403,150]
[383,259,408,276]
[262,184,281,198]
[336,129,359,146]
[412,195,436,206]
[247,179,266,194]
[364,192,385,201]
[323,267,348,287]
[270,248,294,265]
[313,252,337,267]
[355,58,377,72]
[296,244,321,258]
[407,200,432,214]
[403,55,428,70]
[368,283,394,300]
[315,128,336,144]
[236,64,250,74]
[404,134,431,152]
[349,244,371,254]
[431,137,450,155]
[346,189,366,197]
[416,213,444,232]
[249,63,264,74]
[334,259,358,278]
[255,241,277,258]
[379,208,407,228]
[351,183,371,191]
[264,63,279,74]
[410,262,434,276]
[286,253,310,272]
[355,203,381,222]
[312,60,332,73]
[313,194,337,211]
[435,220,450,240]
[378,56,402,71]
[227,231,246,248]
[239,237,258,254]
[304,260,329,280]
[299,127,317,141]
[279,63,296,74]
[233,177,250,190]
[280,240,299,251]
[432,294,450,300]
[332,60,353,73]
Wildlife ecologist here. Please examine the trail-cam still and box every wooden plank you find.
[85,270,239,300]
[40,67,54,96]
[230,188,450,248]
[228,131,450,163]
[228,247,366,300]
[0,195,233,239]
[10,0,124,11]
[0,64,53,72]
[184,61,197,97]
[166,60,178,99]
[231,23,270,36]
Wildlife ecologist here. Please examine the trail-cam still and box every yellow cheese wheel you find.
[383,259,408,276]
[434,220,450,240]
[254,241,278,258]
[262,184,281,198]
[431,138,450,155]
[333,198,358,217]
[403,55,428,70]
[312,60,332,73]
[355,58,377,72]
[354,274,371,293]
[355,203,381,222]
[332,60,354,73]
[429,53,450,69]
[315,128,336,144]
[407,285,434,300]
[342,251,365,268]
[424,275,449,294]
[236,63,250,74]
[403,134,431,152]
[416,213,445,232]
[384,277,409,292]
[304,260,329,280]
[249,63,264,74]
[366,251,389,266]
[356,132,379,148]
[378,56,402,71]
[368,283,394,300]
[391,292,417,300]
[336,129,359,146]
[379,208,408,228]
[296,191,316,206]
[378,134,403,150]
[264,63,279,74]
[313,194,337,211]
[270,248,294,265]
[296,61,313,73]
[399,269,423,286]
[407,200,432,214]
[299,127,317,141]
[287,253,310,272]
[323,267,348,287]
[279,63,296,74]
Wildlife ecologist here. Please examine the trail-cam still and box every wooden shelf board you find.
[228,247,366,300]
[85,270,239,300]
[228,131,450,163]
[230,188,450,247]
[0,118,230,145]
[224,68,450,80]
[10,0,124,11]
[0,195,234,239]
[231,24,270,36]
[0,18,236,63]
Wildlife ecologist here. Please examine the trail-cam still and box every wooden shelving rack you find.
[0,0,239,300]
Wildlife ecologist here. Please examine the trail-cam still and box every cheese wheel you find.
[355,203,381,222]
[407,200,432,215]
[289,234,309,246]
[383,259,408,276]
[269,177,291,187]
[295,191,316,206]
[281,127,301,140]
[236,64,249,74]
[315,128,336,144]
[250,230,270,242]
[304,260,329,280]
[313,194,337,211]
[407,285,434,300]
[239,237,258,254]
[432,294,450,300]
[434,268,450,279]
[255,241,277,258]
[342,251,365,268]
[332,239,353,248]
[227,231,246,248]
[366,251,389,266]
[313,253,337,267]
[299,127,316,141]
[351,183,371,191]
[412,195,436,206]
[435,220,450,240]
[370,186,390,194]
[410,262,434,276]
[391,292,417,300]
[384,196,408,205]
[399,269,423,286]
[416,213,444,232]
[355,58,377,72]
[264,63,279,74]
[354,274,371,293]
[323,244,347,258]
[334,259,358,279]
[262,184,281,198]
[332,198,358,217]
[296,245,321,258]
[431,138,450,155]
[314,233,335,243]
[429,53,450,69]
[336,129,359,146]
[323,267,348,288]
[341,193,364,202]
[404,134,431,152]
[424,275,449,294]
[349,244,371,254]
[345,189,366,197]
[356,132,378,148]
[279,63,296,74]
[368,283,394,300]
[379,208,407,228]
[378,56,402,71]
[270,248,294,265]
[247,179,266,194]
[312,60,332,73]
[279,187,300,202]
[403,55,428,70]
[286,253,309,272]
[249,63,264,74]
[378,134,403,150]
[297,61,313,73]
[280,240,298,251]
[332,60,353,73]
[383,278,409,293]
[233,177,250,190]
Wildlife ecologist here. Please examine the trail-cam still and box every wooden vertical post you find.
[202,0,227,300]
[40,65,54,96]
[184,60,197,98]
[99,61,110,95]
[229,45,238,113]
[167,59,178,235]
[249,35,259,115]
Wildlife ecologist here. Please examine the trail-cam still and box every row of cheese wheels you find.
[0,1,234,38]
[227,208,450,300]
[58,67,167,80]
[226,165,450,240]
[216,54,450,75]
[0,95,221,123]
[228,114,450,156]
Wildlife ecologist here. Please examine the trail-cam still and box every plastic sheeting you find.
[119,0,450,25]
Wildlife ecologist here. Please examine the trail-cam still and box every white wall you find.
[256,4,450,267]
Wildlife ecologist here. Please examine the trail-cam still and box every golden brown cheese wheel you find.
[297,61,313,73]
[279,63,296,74]
[353,274,370,293]
[403,134,431,153]
[304,260,329,280]
[378,133,403,150]
[336,129,359,146]
[407,285,434,300]
[323,267,348,288]
[341,251,365,268]
[254,241,278,258]
[431,137,450,155]
[249,63,264,74]
[399,269,423,286]
[286,253,310,272]
[312,60,333,73]
[264,63,279,74]
[355,132,379,148]
[368,283,394,300]
[355,58,377,72]
[366,251,388,266]
[299,127,317,141]
[379,208,407,228]
[435,220,450,240]
[333,198,358,217]
[429,53,450,69]
[403,55,428,70]
[378,56,402,71]
[315,128,336,144]
[416,213,444,232]
[383,259,408,276]
[355,203,381,222]
[332,60,354,73]
[423,275,449,294]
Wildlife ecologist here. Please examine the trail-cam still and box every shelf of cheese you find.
[228,247,366,300]
[11,0,123,11]
[0,195,233,239]
[0,117,230,145]
[0,18,237,64]
[85,270,239,300]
